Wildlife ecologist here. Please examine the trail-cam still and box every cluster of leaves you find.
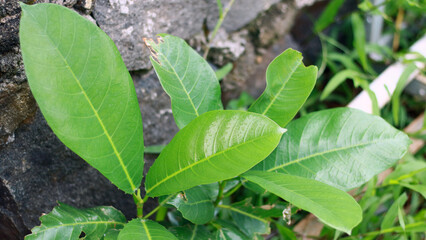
[18,2,418,240]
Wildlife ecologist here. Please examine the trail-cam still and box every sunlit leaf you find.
[118,219,177,240]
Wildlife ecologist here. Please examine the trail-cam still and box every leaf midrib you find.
[146,132,277,195]
[267,140,379,172]
[217,205,268,223]
[157,48,199,117]
[260,60,302,115]
[141,220,153,240]
[33,221,125,234]
[27,9,136,192]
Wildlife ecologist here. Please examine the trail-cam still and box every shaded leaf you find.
[20,3,144,194]
[215,63,233,81]
[214,220,249,240]
[248,49,317,127]
[314,0,345,32]
[255,108,410,191]
[400,183,426,198]
[392,63,417,125]
[25,203,125,240]
[167,186,215,224]
[381,193,408,230]
[320,69,364,100]
[169,225,212,240]
[242,171,362,234]
[146,34,223,129]
[351,13,369,71]
[118,219,177,240]
[145,110,285,197]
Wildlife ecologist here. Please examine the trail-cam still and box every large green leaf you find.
[118,219,177,240]
[146,34,223,129]
[19,3,144,194]
[169,225,213,240]
[167,185,215,224]
[25,202,126,240]
[248,49,317,127]
[242,171,362,234]
[254,108,410,191]
[145,110,285,197]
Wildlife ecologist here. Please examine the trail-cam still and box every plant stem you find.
[392,7,404,52]
[143,194,176,219]
[203,0,236,59]
[223,182,242,198]
[214,181,226,206]
[133,189,144,218]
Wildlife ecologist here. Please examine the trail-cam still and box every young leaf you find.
[242,171,362,234]
[118,219,177,240]
[167,186,215,224]
[218,204,270,237]
[169,225,213,240]
[314,0,345,32]
[392,63,417,125]
[381,193,408,230]
[254,108,411,191]
[25,202,126,240]
[19,3,144,194]
[320,69,364,100]
[145,110,285,197]
[248,49,318,127]
[215,63,233,81]
[145,34,223,129]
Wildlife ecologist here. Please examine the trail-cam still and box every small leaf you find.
[248,49,317,127]
[351,13,369,71]
[320,69,365,100]
[392,63,417,126]
[167,186,215,224]
[25,202,126,240]
[144,144,166,154]
[169,225,213,240]
[400,183,426,199]
[314,0,345,32]
[215,63,233,81]
[118,219,177,240]
[19,3,144,194]
[242,171,362,234]
[255,108,411,191]
[146,34,223,129]
[381,193,408,230]
[145,110,285,197]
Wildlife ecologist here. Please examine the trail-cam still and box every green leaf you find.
[214,221,249,240]
[381,193,408,230]
[351,13,369,71]
[104,229,121,240]
[215,63,233,81]
[392,63,417,125]
[19,3,144,194]
[400,183,426,199]
[314,0,345,32]
[218,203,270,237]
[25,202,126,240]
[242,171,362,234]
[248,48,317,127]
[255,108,411,191]
[167,186,215,224]
[144,145,166,154]
[169,225,212,240]
[320,69,365,100]
[275,224,297,240]
[118,219,177,240]
[145,110,285,197]
[146,34,223,129]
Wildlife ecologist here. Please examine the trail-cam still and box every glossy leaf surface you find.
[118,219,177,240]
[248,49,317,127]
[19,3,144,193]
[25,203,125,240]
[167,186,214,224]
[169,225,212,240]
[255,108,410,191]
[146,34,223,129]
[145,110,285,196]
[243,171,362,234]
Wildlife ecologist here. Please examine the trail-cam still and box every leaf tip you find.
[279,128,287,134]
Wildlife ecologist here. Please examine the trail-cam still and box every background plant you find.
[19,2,417,240]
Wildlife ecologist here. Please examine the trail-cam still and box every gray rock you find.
[93,0,211,71]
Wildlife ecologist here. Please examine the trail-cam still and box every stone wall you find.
[0,0,320,239]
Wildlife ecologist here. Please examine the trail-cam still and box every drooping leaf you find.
[400,183,426,198]
[314,0,345,32]
[146,34,223,129]
[145,110,285,197]
[320,69,364,100]
[167,186,215,224]
[118,219,177,240]
[248,48,317,127]
[381,193,408,230]
[218,203,270,237]
[169,225,213,240]
[19,3,144,194]
[242,171,362,234]
[214,220,249,240]
[25,202,126,240]
[254,108,411,191]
